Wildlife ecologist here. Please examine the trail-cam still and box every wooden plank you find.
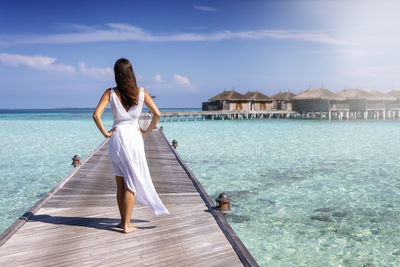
[0,216,217,260]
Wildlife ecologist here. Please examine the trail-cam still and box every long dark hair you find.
[114,58,139,107]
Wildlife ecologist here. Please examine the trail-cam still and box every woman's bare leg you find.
[123,182,137,233]
[115,176,125,228]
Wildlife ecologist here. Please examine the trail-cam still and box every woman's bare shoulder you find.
[142,88,150,96]
[100,88,112,100]
[106,87,116,95]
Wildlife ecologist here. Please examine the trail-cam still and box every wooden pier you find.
[160,109,400,121]
[160,110,295,122]
[0,127,257,266]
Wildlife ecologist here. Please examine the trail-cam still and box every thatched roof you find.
[337,88,374,99]
[244,91,273,102]
[292,88,345,101]
[271,92,296,101]
[365,90,396,101]
[208,90,247,101]
[388,90,400,100]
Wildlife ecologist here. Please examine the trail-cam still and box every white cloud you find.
[0,53,115,80]
[173,74,192,87]
[148,73,196,93]
[0,53,75,73]
[154,74,163,83]
[1,23,350,46]
[78,62,113,78]
[194,5,217,12]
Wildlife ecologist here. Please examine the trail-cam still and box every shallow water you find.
[1,110,399,266]
[0,109,112,232]
[160,119,400,266]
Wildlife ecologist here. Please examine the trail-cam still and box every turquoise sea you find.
[1,109,399,266]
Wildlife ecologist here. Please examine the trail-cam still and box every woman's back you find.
[109,87,144,128]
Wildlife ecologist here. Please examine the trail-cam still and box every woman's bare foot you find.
[123,225,137,234]
[117,222,124,229]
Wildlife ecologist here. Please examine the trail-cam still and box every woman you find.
[93,58,169,234]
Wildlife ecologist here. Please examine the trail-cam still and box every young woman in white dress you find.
[93,58,169,234]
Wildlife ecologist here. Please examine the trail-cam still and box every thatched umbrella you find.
[293,88,345,101]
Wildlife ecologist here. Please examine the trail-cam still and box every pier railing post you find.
[216,192,232,216]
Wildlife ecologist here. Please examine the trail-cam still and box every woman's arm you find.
[141,89,161,137]
[93,89,114,138]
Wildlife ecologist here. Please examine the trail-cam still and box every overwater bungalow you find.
[337,88,374,119]
[198,88,400,120]
[271,92,295,111]
[202,90,249,111]
[388,90,400,101]
[366,90,396,109]
[364,90,396,119]
[292,88,347,119]
[244,91,274,111]
[337,88,398,119]
[388,90,400,108]
[388,91,400,118]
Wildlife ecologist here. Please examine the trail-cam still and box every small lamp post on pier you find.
[71,155,81,167]
[172,139,178,149]
[215,192,231,215]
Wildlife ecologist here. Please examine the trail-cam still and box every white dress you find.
[108,87,169,215]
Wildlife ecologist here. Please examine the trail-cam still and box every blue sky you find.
[1,0,400,108]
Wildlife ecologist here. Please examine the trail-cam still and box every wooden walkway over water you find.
[0,128,257,266]
[160,109,400,121]
[161,110,295,121]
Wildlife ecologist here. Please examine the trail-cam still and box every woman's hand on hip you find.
[104,128,115,138]
[138,127,149,137]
